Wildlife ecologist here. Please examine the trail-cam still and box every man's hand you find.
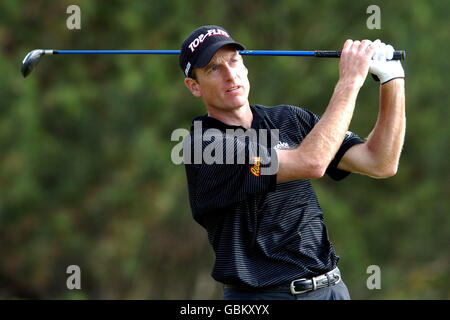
[339,39,376,88]
[369,41,405,84]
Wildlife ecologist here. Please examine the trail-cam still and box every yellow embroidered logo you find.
[250,156,261,177]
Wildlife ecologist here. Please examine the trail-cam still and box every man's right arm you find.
[276,39,376,183]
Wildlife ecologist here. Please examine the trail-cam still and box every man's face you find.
[185,45,250,112]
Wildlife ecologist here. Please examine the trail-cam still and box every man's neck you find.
[207,102,253,129]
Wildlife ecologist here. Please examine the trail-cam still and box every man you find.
[180,25,405,300]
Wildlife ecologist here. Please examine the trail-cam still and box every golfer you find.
[180,25,405,300]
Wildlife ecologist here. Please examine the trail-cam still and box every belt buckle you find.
[290,278,310,295]
[328,268,341,285]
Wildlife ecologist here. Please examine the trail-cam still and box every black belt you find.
[224,267,341,295]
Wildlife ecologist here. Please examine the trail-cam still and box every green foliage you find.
[0,0,448,299]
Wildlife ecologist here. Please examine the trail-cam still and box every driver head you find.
[21,49,45,77]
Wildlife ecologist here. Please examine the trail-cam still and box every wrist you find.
[381,77,405,86]
[335,78,362,97]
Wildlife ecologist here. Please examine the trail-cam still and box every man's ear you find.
[184,77,201,98]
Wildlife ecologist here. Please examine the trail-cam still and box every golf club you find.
[21,49,406,78]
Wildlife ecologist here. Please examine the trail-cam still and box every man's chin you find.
[225,96,249,108]
[227,101,249,110]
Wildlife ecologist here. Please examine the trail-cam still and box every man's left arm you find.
[338,69,405,178]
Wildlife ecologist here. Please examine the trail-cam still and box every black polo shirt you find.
[183,104,364,288]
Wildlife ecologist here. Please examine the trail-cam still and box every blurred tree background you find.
[0,0,448,299]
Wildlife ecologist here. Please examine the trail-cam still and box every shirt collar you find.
[191,105,266,131]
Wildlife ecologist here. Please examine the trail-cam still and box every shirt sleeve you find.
[288,106,365,181]
[325,130,364,181]
[183,128,278,220]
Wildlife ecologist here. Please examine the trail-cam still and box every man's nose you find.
[223,64,237,80]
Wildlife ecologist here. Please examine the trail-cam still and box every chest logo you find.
[250,156,261,177]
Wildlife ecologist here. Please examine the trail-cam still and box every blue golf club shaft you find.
[53,49,405,59]
[53,50,405,60]
[54,50,315,56]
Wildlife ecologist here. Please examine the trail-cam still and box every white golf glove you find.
[369,41,405,84]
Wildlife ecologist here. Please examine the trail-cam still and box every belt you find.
[289,267,341,295]
[224,267,341,295]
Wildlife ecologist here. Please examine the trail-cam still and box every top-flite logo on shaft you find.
[188,29,230,52]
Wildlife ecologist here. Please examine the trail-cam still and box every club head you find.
[21,49,45,77]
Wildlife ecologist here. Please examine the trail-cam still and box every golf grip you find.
[315,50,405,60]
